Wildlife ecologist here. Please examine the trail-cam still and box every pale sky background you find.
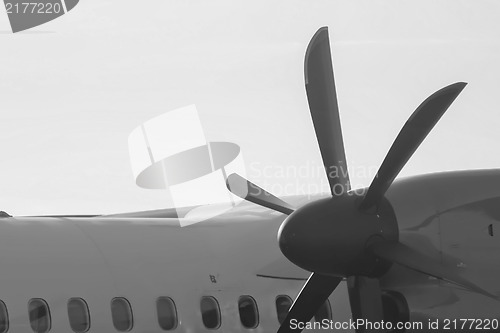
[1,0,500,215]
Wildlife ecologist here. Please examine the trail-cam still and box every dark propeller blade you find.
[305,27,350,196]
[226,173,295,215]
[369,241,497,300]
[347,276,384,332]
[359,82,467,211]
[277,273,342,333]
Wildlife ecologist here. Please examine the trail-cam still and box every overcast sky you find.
[1,0,500,215]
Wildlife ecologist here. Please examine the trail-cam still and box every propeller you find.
[358,82,466,212]
[277,273,341,333]
[305,26,350,195]
[226,26,487,333]
[226,173,295,215]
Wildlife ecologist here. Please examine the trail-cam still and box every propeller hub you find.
[278,194,398,278]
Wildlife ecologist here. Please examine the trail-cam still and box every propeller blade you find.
[305,27,350,196]
[347,276,384,332]
[226,173,295,215]
[369,241,497,300]
[359,82,467,211]
[277,273,342,333]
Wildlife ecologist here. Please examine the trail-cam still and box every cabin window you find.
[238,296,259,329]
[275,295,292,324]
[200,296,221,329]
[0,300,8,333]
[28,298,51,333]
[156,297,178,331]
[314,299,332,322]
[111,297,133,332]
[67,298,90,333]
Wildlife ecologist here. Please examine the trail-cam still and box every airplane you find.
[1,26,499,333]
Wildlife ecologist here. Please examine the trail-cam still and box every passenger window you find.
[0,300,8,333]
[200,296,221,329]
[275,295,292,324]
[238,296,259,329]
[314,299,332,322]
[156,297,178,331]
[28,298,51,333]
[111,297,133,332]
[68,298,90,333]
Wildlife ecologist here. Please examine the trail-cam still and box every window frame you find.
[275,295,293,325]
[0,300,8,333]
[67,297,91,333]
[200,296,221,330]
[28,298,51,333]
[156,296,178,331]
[238,295,259,329]
[110,297,134,332]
